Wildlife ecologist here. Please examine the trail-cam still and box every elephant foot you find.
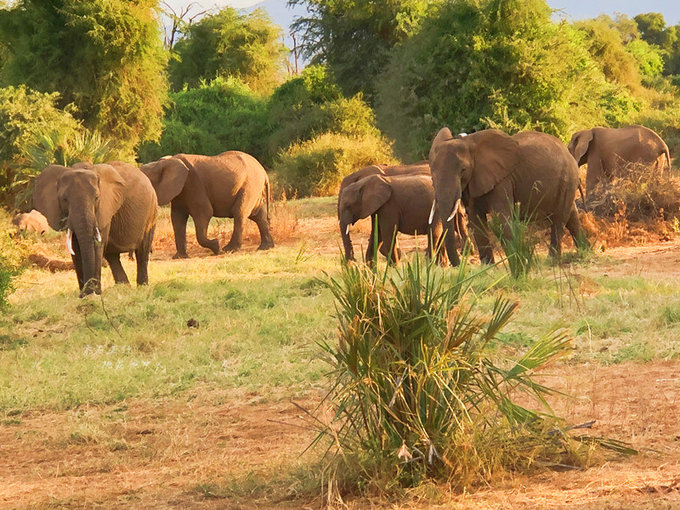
[222,242,241,253]
[172,252,189,259]
[257,241,274,251]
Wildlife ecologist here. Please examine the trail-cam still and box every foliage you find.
[273,132,396,197]
[626,40,665,80]
[289,0,432,99]
[315,255,633,491]
[0,256,15,308]
[0,0,168,151]
[489,204,537,279]
[377,0,636,160]
[169,7,287,94]
[137,77,269,163]
[0,86,80,208]
[634,13,680,77]
[267,66,383,163]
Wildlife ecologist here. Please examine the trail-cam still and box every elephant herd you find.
[340,124,671,267]
[26,124,671,297]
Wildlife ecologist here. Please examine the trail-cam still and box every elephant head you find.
[140,156,190,205]
[33,164,125,296]
[338,175,392,258]
[429,128,519,265]
[567,129,593,167]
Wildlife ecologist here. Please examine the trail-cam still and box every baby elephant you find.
[338,174,445,265]
[12,209,49,235]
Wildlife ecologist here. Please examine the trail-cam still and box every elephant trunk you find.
[434,184,462,267]
[70,210,102,297]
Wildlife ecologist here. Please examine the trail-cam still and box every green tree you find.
[635,12,677,49]
[168,7,287,93]
[289,0,431,99]
[0,0,167,151]
[377,0,635,160]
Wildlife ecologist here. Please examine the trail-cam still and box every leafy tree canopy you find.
[377,0,637,160]
[0,0,168,151]
[168,7,288,94]
[289,0,432,99]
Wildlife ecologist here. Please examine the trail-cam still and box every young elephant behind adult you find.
[33,161,157,297]
[12,209,49,235]
[338,174,445,265]
[430,128,586,265]
[141,151,273,258]
[568,125,671,199]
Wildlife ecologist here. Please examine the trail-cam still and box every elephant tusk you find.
[94,227,102,243]
[345,224,350,236]
[66,229,75,256]
[428,200,436,225]
[447,198,461,223]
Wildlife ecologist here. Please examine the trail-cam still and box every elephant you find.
[338,173,446,265]
[12,209,49,235]
[33,161,157,297]
[141,151,273,258]
[429,128,586,265]
[568,125,671,199]
[338,162,467,261]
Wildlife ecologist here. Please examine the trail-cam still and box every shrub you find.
[137,77,268,163]
[272,132,396,197]
[0,211,27,307]
[489,204,538,279]
[314,255,633,492]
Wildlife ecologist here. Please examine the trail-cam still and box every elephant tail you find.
[578,181,587,211]
[265,173,271,224]
[664,143,672,171]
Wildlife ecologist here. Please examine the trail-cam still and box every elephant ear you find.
[569,130,593,164]
[429,127,454,162]
[91,164,126,227]
[360,175,392,218]
[142,157,189,206]
[468,130,519,198]
[33,164,70,231]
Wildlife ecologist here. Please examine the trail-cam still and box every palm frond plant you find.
[314,254,633,493]
[490,202,537,279]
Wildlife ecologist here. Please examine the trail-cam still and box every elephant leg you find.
[378,221,399,265]
[193,213,219,255]
[549,221,565,260]
[223,191,246,253]
[171,204,190,259]
[585,156,603,201]
[566,204,589,250]
[250,206,274,251]
[135,226,154,286]
[470,206,494,265]
[105,252,130,285]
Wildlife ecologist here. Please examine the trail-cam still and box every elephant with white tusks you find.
[429,128,587,265]
[33,161,157,297]
[141,151,274,259]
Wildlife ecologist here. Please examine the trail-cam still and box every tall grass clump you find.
[314,256,632,494]
[490,204,537,279]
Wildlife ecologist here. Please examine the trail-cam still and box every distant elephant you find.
[338,162,466,261]
[429,128,586,265]
[12,209,49,235]
[338,173,445,265]
[568,125,671,199]
[33,161,157,297]
[141,151,273,258]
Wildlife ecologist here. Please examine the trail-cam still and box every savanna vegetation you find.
[1,0,680,507]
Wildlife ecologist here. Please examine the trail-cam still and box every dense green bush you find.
[272,132,396,197]
[137,77,269,163]
[377,0,637,160]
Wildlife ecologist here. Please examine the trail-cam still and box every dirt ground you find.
[7,210,680,508]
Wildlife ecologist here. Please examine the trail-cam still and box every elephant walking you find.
[429,128,586,265]
[338,162,467,262]
[568,125,671,199]
[141,151,274,258]
[33,161,157,297]
[338,174,446,265]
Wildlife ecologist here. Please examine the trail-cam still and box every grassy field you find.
[1,200,680,508]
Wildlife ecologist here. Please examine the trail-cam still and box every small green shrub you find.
[313,255,633,492]
[490,204,537,279]
[272,132,396,197]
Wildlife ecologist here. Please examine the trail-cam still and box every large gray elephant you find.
[141,151,273,258]
[429,128,586,265]
[338,174,445,265]
[568,125,671,199]
[33,161,157,297]
[338,162,466,261]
